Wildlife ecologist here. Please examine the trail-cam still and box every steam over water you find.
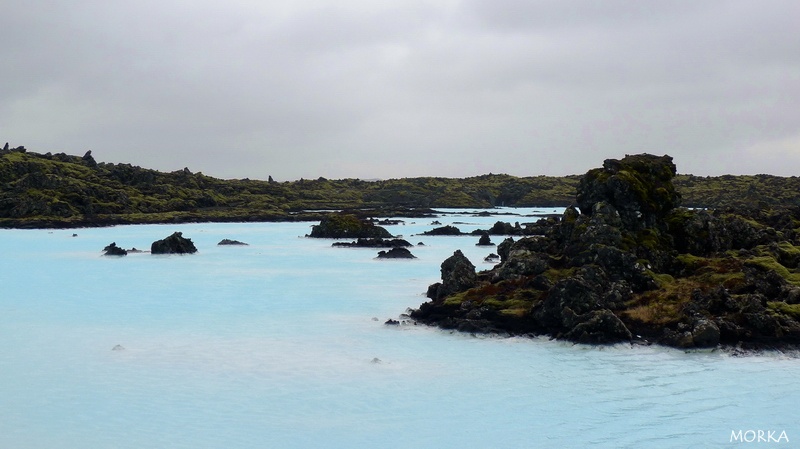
[1,209,798,448]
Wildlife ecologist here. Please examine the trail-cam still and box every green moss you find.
[443,291,469,306]
[647,270,675,288]
[498,308,529,317]
[745,256,800,286]
[622,274,707,326]
[767,301,800,320]
[636,228,670,251]
[778,241,800,254]
[542,267,577,283]
[675,254,746,289]
[616,170,649,204]
[676,253,708,270]
[698,271,746,290]
[483,297,532,309]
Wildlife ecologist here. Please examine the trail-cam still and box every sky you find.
[2,1,799,181]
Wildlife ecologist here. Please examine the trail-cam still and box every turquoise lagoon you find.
[0,208,798,448]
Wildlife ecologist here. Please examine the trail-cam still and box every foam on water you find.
[1,209,799,448]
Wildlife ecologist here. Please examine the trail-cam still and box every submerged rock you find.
[151,232,197,254]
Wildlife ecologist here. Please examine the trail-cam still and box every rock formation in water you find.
[102,242,128,256]
[476,232,494,246]
[411,154,800,350]
[376,247,417,259]
[332,238,412,248]
[151,232,198,254]
[422,225,464,236]
[308,214,393,239]
[218,239,248,245]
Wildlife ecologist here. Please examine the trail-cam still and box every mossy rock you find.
[744,256,800,286]
[308,214,393,238]
[767,301,800,320]
[576,154,680,231]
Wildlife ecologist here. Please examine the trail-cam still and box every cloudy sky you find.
[2,1,799,180]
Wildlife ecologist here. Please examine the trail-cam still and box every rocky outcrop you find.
[308,214,393,239]
[425,250,477,301]
[103,242,127,256]
[82,150,97,167]
[422,225,464,236]
[218,239,248,245]
[410,154,800,350]
[472,220,553,237]
[576,154,680,232]
[376,248,416,259]
[476,232,494,246]
[151,232,198,254]
[332,238,412,248]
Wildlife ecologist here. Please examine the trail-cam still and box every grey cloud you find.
[1,1,799,180]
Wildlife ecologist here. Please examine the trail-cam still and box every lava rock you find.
[476,232,494,246]
[333,238,412,248]
[151,232,198,254]
[377,247,416,259]
[309,214,393,239]
[428,250,477,300]
[691,319,721,348]
[102,242,127,256]
[422,225,464,236]
[218,239,248,245]
[576,154,680,232]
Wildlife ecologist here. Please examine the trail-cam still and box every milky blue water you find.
[1,208,798,448]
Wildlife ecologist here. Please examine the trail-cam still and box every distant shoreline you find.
[3,146,799,230]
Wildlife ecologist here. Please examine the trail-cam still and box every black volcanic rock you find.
[476,232,494,246]
[426,250,477,300]
[332,238,412,248]
[376,247,416,259]
[422,225,464,236]
[410,154,800,350]
[576,154,680,232]
[151,232,197,254]
[218,239,248,245]
[309,214,393,239]
[82,150,97,167]
[102,242,127,256]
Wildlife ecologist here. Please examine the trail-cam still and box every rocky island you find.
[411,154,800,351]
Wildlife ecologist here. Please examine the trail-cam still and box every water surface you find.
[1,209,797,448]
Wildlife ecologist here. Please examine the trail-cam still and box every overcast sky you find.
[2,1,799,180]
